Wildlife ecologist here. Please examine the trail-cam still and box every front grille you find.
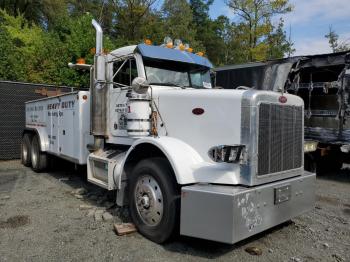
[257,103,303,176]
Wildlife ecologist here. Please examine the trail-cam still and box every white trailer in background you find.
[22,19,315,244]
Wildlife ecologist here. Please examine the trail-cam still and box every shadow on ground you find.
[317,167,350,183]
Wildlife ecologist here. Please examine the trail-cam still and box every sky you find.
[209,0,350,56]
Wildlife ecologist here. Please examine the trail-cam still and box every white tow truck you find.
[21,19,315,244]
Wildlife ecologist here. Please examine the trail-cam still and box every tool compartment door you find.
[58,95,77,159]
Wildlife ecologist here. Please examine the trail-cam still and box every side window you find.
[113,58,137,88]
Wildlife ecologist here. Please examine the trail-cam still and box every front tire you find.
[129,157,180,243]
[21,133,32,167]
[30,135,48,172]
[304,153,316,173]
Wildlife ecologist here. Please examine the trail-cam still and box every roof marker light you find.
[174,39,182,49]
[163,36,173,48]
[144,39,152,45]
[184,43,193,53]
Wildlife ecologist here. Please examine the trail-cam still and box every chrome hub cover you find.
[135,175,163,226]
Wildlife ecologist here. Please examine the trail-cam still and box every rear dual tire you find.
[21,133,32,167]
[21,133,48,172]
[30,135,48,172]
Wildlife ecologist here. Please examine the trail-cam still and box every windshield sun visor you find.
[136,44,213,69]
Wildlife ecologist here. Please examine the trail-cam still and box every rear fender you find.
[23,127,49,152]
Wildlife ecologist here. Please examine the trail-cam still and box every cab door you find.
[109,57,138,137]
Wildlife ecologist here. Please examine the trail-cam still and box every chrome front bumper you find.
[180,171,316,244]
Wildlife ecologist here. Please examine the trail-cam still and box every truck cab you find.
[22,19,315,244]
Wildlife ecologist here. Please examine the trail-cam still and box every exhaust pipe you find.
[92,19,103,55]
[89,19,106,151]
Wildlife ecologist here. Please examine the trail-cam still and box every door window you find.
[113,58,137,88]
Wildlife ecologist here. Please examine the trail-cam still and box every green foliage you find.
[0,9,115,87]
[226,0,294,61]
[189,0,224,64]
[0,0,296,86]
[325,26,350,53]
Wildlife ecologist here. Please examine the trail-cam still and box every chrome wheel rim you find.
[134,175,163,226]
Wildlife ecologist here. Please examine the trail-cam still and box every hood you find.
[151,88,245,161]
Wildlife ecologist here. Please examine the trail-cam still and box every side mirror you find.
[132,77,149,94]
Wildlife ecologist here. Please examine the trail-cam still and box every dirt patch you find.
[0,215,30,229]
[316,195,340,205]
[343,208,350,216]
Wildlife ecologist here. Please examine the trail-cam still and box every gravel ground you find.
[0,160,349,262]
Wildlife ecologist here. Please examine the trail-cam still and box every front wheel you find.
[129,157,180,243]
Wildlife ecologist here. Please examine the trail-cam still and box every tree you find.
[0,0,43,24]
[0,9,49,83]
[111,0,158,43]
[162,0,201,49]
[189,0,227,65]
[226,0,293,61]
[266,18,294,59]
[325,26,350,53]
[67,0,115,36]
[190,0,213,26]
[0,0,69,28]
[0,10,115,87]
[325,26,339,53]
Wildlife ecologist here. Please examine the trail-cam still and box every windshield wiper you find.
[149,82,188,89]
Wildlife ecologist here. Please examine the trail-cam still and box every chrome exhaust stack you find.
[92,19,103,54]
[90,19,107,151]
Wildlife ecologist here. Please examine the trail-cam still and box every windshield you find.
[144,59,212,88]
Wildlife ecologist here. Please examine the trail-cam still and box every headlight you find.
[208,145,245,163]
[304,141,318,153]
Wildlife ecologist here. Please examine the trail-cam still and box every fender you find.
[118,136,242,187]
[120,136,204,185]
[23,126,49,152]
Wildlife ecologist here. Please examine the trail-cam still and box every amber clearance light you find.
[76,58,86,64]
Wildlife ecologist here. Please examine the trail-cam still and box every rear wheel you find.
[316,146,343,175]
[21,133,32,167]
[30,135,48,172]
[129,157,180,243]
[304,153,316,173]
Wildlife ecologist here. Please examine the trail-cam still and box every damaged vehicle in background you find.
[215,51,350,174]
